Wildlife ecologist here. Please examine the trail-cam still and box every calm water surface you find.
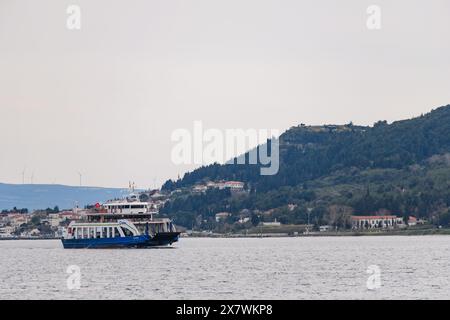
[1,236,449,299]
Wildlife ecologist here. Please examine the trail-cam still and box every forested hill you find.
[163,104,450,192]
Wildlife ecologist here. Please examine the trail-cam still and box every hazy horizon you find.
[1,0,450,188]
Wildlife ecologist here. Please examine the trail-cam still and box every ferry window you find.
[89,228,95,239]
[122,228,133,237]
[114,227,121,237]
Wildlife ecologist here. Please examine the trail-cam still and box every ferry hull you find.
[61,232,180,249]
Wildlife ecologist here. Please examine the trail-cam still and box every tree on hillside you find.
[327,205,353,230]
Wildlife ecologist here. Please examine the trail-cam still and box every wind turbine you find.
[78,171,82,187]
[30,171,34,184]
[21,166,26,184]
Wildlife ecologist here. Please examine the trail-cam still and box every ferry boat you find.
[61,194,180,249]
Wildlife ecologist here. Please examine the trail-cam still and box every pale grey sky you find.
[1,0,450,188]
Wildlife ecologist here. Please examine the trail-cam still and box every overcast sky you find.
[1,0,450,188]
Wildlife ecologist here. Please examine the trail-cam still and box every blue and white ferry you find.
[61,198,180,249]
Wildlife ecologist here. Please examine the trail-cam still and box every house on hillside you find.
[59,211,83,221]
[206,181,245,192]
[6,214,30,228]
[192,185,207,193]
[223,181,245,191]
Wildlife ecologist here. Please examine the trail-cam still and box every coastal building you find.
[215,212,230,222]
[408,216,417,226]
[59,211,83,221]
[238,217,250,224]
[48,213,62,227]
[6,214,30,228]
[262,219,281,227]
[0,226,15,237]
[21,228,41,237]
[351,215,403,230]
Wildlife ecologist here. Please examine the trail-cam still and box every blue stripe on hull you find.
[61,233,180,249]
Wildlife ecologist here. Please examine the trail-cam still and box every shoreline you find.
[183,227,450,238]
[2,229,450,240]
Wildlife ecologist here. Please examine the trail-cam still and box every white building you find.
[238,217,250,224]
[207,181,245,191]
[319,225,331,232]
[192,185,207,193]
[262,219,281,227]
[0,226,15,237]
[223,181,245,191]
[215,212,230,222]
[351,215,403,230]
[29,228,40,236]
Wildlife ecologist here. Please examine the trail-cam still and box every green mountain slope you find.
[161,105,450,229]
